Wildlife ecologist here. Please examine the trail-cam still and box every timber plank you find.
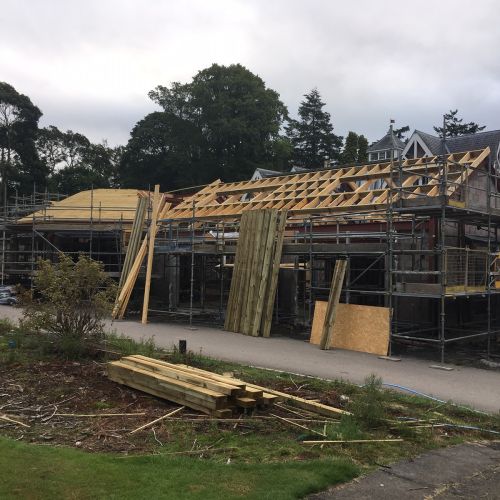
[119,357,242,396]
[242,210,269,335]
[236,210,258,333]
[245,383,348,417]
[261,210,288,337]
[108,362,226,406]
[107,373,214,416]
[136,358,247,389]
[251,209,278,336]
[319,260,347,350]
[142,185,161,324]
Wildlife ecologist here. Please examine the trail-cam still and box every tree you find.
[393,125,410,140]
[286,88,342,169]
[119,112,204,190]
[38,126,119,194]
[135,63,288,186]
[339,131,369,165]
[358,135,368,163]
[0,82,45,202]
[20,254,117,359]
[433,110,486,137]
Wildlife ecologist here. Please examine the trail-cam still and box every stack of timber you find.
[107,355,349,417]
[112,185,171,320]
[117,195,148,292]
[107,355,280,417]
[224,208,287,337]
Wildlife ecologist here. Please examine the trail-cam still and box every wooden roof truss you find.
[164,148,490,220]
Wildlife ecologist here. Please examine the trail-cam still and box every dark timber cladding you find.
[224,208,287,336]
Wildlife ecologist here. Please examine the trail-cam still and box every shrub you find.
[21,254,117,359]
[350,374,387,429]
[0,318,15,336]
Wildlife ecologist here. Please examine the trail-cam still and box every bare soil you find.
[0,358,341,455]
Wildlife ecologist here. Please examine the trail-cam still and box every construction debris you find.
[106,355,348,418]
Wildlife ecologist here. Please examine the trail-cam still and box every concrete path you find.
[2,306,499,413]
[308,441,500,499]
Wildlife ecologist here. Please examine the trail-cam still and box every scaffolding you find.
[1,147,499,363]
[0,188,140,285]
[138,145,500,362]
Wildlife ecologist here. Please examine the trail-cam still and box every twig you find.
[275,403,314,419]
[303,439,404,445]
[270,413,326,437]
[129,407,185,434]
[41,405,58,423]
[151,427,163,446]
[56,413,146,418]
[0,414,30,428]
[233,414,243,430]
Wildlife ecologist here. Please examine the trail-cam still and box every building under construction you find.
[1,145,500,362]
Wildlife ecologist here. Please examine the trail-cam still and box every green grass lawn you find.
[0,437,358,500]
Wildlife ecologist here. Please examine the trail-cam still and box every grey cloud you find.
[1,0,499,146]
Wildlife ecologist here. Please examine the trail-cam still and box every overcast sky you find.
[2,0,499,146]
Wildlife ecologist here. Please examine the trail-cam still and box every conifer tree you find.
[286,88,342,169]
[434,110,485,137]
[339,131,369,165]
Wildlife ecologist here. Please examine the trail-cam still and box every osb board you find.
[18,189,142,224]
[310,301,390,356]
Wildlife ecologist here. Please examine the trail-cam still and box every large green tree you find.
[38,126,119,194]
[0,82,46,202]
[124,63,289,189]
[434,110,485,137]
[286,88,342,169]
[120,112,204,190]
[340,131,368,165]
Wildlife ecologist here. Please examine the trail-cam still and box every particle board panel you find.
[310,301,390,356]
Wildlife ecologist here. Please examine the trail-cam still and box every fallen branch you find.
[303,439,404,445]
[270,413,326,437]
[129,407,185,434]
[0,414,30,428]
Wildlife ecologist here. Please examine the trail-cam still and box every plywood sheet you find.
[310,301,390,356]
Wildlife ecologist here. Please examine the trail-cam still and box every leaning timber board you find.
[310,301,390,356]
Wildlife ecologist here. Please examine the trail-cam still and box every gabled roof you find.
[412,129,500,162]
[254,168,281,178]
[368,128,405,152]
[413,130,444,154]
[447,130,500,161]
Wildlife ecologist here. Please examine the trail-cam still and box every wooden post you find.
[319,259,347,350]
[142,185,160,324]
